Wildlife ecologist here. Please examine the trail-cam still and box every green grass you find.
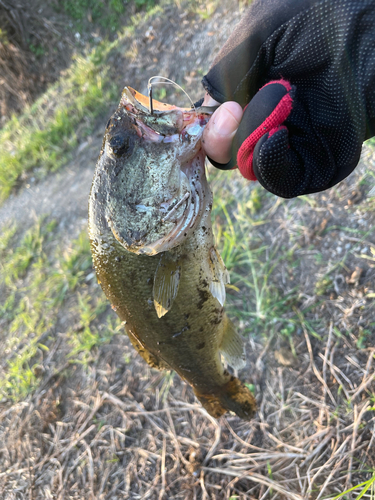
[0,42,119,202]
[57,0,156,31]
[0,222,17,252]
[0,220,96,401]
[67,293,115,366]
[331,473,375,500]
[0,219,52,288]
[193,0,218,20]
[0,0,166,203]
[0,216,123,401]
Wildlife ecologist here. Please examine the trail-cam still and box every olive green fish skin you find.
[88,91,257,420]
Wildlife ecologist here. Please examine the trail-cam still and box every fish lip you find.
[120,86,185,137]
[121,86,220,116]
[120,86,188,114]
[119,86,214,140]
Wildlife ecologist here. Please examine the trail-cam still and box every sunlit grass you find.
[57,0,157,31]
[0,0,167,203]
[0,43,119,202]
[0,220,96,401]
[67,293,115,366]
[192,0,218,19]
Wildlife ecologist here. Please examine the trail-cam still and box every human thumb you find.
[202,99,243,165]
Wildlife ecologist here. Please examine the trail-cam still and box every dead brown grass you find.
[0,313,374,499]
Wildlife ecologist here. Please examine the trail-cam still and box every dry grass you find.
[0,317,374,499]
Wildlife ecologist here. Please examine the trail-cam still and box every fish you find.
[88,87,257,420]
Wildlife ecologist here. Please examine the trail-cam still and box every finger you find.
[202,100,243,164]
[252,127,298,197]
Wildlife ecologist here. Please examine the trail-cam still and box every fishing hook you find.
[148,81,154,115]
[147,76,196,115]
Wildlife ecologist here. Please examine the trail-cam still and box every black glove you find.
[203,0,375,198]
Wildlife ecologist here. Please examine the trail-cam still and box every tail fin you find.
[194,377,256,420]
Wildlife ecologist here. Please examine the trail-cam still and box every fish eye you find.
[109,131,132,157]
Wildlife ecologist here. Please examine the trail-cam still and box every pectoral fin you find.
[153,253,181,318]
[208,247,230,306]
[219,315,246,370]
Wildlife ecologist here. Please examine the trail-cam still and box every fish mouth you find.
[107,88,212,256]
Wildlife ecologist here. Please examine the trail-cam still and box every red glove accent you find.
[237,80,293,181]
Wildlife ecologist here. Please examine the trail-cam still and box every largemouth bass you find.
[88,87,256,420]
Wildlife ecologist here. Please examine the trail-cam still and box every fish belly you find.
[89,204,256,420]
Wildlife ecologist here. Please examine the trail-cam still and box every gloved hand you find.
[202,0,375,198]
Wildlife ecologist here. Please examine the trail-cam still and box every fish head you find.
[95,87,212,255]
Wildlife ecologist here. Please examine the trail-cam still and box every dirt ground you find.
[1,1,375,499]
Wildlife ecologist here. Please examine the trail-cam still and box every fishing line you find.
[148,76,196,115]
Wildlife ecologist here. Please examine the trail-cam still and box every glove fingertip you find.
[253,127,299,198]
[237,125,289,181]
[237,136,265,180]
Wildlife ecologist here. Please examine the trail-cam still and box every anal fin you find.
[219,315,246,370]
